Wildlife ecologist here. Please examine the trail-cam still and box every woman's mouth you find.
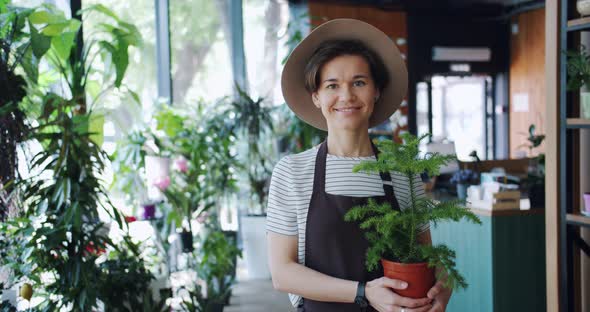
[334,107,361,112]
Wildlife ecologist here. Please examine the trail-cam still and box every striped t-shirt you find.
[265,145,429,307]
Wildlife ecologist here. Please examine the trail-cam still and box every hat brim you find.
[281,18,408,131]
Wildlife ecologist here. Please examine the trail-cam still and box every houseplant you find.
[345,134,481,298]
[155,103,238,252]
[0,3,150,310]
[566,45,590,118]
[181,230,242,312]
[0,3,56,220]
[519,124,545,209]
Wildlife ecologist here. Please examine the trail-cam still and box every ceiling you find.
[307,0,545,17]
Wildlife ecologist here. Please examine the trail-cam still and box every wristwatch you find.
[354,281,369,311]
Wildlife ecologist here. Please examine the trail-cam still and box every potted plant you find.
[181,231,242,312]
[450,169,479,200]
[345,134,482,298]
[0,4,147,310]
[0,3,56,220]
[519,124,546,209]
[566,45,590,119]
[155,104,238,252]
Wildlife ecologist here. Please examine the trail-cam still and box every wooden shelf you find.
[566,213,590,227]
[566,118,590,128]
[567,17,590,31]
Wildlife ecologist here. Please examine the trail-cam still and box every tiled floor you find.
[225,278,295,312]
[224,255,295,312]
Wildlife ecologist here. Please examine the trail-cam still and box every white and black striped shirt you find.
[265,145,429,307]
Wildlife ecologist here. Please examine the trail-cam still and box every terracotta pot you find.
[381,259,435,299]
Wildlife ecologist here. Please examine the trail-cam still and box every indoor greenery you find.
[181,230,242,312]
[228,84,275,215]
[155,103,239,232]
[0,3,150,311]
[344,133,482,290]
[0,2,52,219]
[566,44,590,91]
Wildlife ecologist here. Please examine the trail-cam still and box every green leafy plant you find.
[344,134,482,291]
[155,104,239,231]
[181,231,242,312]
[228,84,275,215]
[0,4,145,311]
[566,45,590,91]
[97,237,170,312]
[0,3,51,219]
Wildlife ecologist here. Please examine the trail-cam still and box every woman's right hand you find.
[366,277,433,312]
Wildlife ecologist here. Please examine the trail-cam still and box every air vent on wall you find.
[432,46,492,62]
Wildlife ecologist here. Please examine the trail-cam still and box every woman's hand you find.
[366,277,433,312]
[425,280,452,312]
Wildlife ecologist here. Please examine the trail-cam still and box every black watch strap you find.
[354,281,368,311]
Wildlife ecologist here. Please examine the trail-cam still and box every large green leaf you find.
[28,10,63,25]
[40,21,70,36]
[29,21,50,59]
[50,30,76,61]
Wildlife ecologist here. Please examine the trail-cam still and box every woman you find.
[266,19,451,312]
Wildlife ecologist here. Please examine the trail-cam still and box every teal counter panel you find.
[430,212,546,312]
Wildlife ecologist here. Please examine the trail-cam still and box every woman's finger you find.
[393,293,432,308]
[427,281,444,299]
[379,277,408,290]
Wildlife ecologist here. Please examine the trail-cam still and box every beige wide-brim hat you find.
[281,18,408,131]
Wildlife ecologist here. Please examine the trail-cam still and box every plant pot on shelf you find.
[179,230,194,253]
[209,302,225,312]
[381,259,436,299]
[580,89,590,119]
[583,192,590,216]
[528,183,545,209]
[141,203,156,220]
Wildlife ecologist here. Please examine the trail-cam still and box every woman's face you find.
[312,54,379,132]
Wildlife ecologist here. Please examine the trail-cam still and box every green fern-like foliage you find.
[344,133,482,291]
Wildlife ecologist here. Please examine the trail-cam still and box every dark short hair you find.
[303,39,389,93]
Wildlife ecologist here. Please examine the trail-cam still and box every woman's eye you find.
[326,84,337,89]
[354,80,366,87]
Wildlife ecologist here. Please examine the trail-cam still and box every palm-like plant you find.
[228,84,275,214]
[3,4,143,310]
[345,134,482,291]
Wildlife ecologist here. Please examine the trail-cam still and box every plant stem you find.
[407,171,416,262]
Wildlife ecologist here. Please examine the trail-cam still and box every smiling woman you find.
[266,19,451,312]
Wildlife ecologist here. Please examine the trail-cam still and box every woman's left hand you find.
[425,280,452,312]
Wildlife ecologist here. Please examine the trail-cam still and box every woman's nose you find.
[338,85,356,102]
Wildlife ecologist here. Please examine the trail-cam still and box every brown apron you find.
[299,140,402,312]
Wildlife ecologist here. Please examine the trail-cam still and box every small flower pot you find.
[583,192,590,216]
[142,204,156,220]
[456,183,468,200]
[529,183,545,209]
[381,259,435,299]
[209,303,224,312]
[179,230,194,253]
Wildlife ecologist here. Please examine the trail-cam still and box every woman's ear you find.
[374,90,381,103]
[312,92,321,108]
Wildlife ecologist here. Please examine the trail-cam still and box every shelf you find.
[566,213,590,227]
[567,17,590,31]
[566,118,590,128]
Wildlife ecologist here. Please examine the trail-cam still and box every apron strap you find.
[316,139,402,212]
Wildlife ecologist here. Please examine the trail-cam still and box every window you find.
[169,0,233,105]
